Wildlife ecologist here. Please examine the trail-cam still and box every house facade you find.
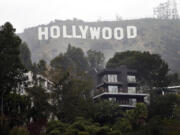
[17,71,54,95]
[93,65,148,109]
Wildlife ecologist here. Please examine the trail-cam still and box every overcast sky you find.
[1,0,180,33]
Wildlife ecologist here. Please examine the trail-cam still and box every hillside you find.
[18,18,180,74]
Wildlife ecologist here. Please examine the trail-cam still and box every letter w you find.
[90,27,101,40]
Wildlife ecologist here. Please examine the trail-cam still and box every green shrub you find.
[96,126,110,135]
[109,131,122,135]
[64,129,79,135]
[10,126,29,135]
[113,118,132,133]
[47,129,61,135]
[46,120,67,134]
[79,131,90,135]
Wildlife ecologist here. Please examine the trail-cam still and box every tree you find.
[86,50,105,85]
[149,94,180,119]
[50,69,94,123]
[46,118,119,135]
[87,49,105,72]
[19,42,32,70]
[4,93,31,127]
[50,53,73,71]
[25,86,51,122]
[10,126,29,135]
[37,60,47,72]
[133,103,148,127]
[0,22,26,124]
[31,60,47,75]
[46,120,68,135]
[173,105,180,120]
[25,86,52,135]
[106,51,170,88]
[92,100,122,125]
[65,44,89,72]
[51,44,89,73]
[167,73,180,86]
[124,103,148,130]
[112,118,132,133]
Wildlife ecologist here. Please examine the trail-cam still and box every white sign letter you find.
[79,25,88,39]
[127,26,137,39]
[89,27,101,40]
[102,27,112,40]
[50,26,60,38]
[72,25,81,38]
[114,27,124,40]
[63,25,72,38]
[38,27,48,40]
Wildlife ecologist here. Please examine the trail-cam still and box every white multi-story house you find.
[17,71,54,95]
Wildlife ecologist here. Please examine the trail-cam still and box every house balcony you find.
[93,92,148,100]
[93,91,148,108]
[96,82,123,89]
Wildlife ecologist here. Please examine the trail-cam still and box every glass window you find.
[127,75,136,83]
[109,98,116,102]
[102,75,108,82]
[39,79,46,88]
[128,87,136,93]
[108,86,118,93]
[108,74,118,82]
[129,98,137,106]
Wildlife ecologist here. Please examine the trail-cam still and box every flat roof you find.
[98,68,137,76]
[93,92,148,99]
[167,86,180,89]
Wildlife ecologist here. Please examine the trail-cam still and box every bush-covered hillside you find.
[19,18,180,74]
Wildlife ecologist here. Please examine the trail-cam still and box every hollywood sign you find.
[38,25,137,40]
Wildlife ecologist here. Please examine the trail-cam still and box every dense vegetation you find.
[0,22,180,135]
[107,51,178,88]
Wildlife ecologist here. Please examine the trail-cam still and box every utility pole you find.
[153,0,179,19]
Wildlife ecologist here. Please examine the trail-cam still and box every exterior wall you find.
[94,65,147,108]
[96,65,137,95]
[17,71,54,95]
[16,71,57,121]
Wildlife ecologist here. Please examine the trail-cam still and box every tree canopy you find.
[51,44,89,72]
[0,22,28,134]
[19,42,32,71]
[0,22,26,95]
[87,49,105,72]
[106,51,170,88]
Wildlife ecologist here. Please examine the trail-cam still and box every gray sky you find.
[1,0,180,33]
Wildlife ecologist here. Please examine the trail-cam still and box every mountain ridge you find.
[18,18,180,74]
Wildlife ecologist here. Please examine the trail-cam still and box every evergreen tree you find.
[51,44,89,73]
[50,69,93,123]
[19,42,32,70]
[0,22,26,120]
[87,49,105,72]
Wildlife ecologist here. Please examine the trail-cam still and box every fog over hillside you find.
[19,18,180,74]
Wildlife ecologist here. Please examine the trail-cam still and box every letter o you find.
[114,28,124,40]
[102,27,112,40]
[50,26,60,38]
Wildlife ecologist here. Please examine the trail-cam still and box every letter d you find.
[127,26,137,39]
